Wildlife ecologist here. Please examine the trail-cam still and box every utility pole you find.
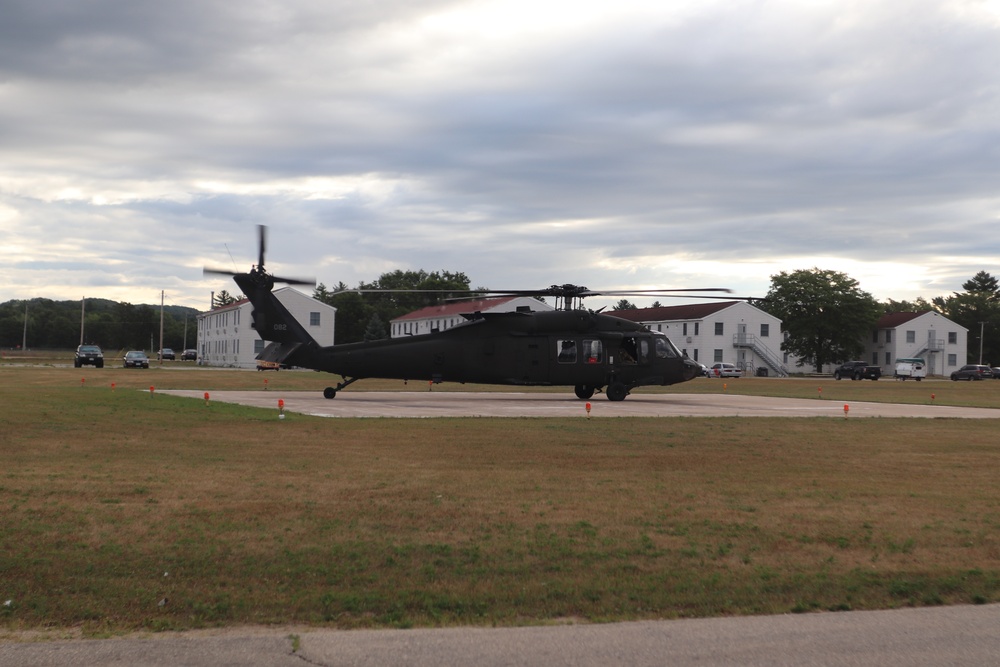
[80,296,86,346]
[159,291,165,366]
[979,321,985,365]
[22,303,28,351]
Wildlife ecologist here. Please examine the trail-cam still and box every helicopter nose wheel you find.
[323,387,337,399]
[574,384,595,399]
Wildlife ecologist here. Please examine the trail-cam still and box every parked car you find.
[123,351,150,368]
[74,344,104,368]
[159,348,175,360]
[708,363,742,378]
[950,364,993,381]
[696,362,710,377]
[992,367,1000,379]
[181,349,197,361]
[834,361,881,381]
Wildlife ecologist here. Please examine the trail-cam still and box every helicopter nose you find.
[681,358,701,381]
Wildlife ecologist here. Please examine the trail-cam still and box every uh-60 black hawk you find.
[206,226,738,402]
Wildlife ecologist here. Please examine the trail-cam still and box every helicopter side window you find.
[583,339,603,364]
[557,339,577,363]
[655,336,680,359]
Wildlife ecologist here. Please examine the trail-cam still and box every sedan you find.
[159,348,175,361]
[950,364,993,381]
[124,351,150,368]
[181,349,197,361]
[708,363,742,378]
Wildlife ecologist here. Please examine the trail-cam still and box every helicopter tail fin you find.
[233,272,322,368]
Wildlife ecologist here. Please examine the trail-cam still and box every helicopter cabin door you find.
[515,337,549,383]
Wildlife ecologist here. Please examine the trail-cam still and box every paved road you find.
[163,389,1000,419]
[4,604,1000,666]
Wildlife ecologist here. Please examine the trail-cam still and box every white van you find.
[894,357,926,381]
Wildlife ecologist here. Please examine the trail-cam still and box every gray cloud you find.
[2,0,999,310]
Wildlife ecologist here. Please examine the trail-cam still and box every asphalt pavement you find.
[162,389,1000,419]
[4,604,1000,666]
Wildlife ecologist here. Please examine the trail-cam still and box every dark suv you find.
[75,345,104,368]
[950,364,993,381]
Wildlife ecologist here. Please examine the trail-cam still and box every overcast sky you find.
[3,0,999,311]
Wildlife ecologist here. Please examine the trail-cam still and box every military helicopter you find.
[205,226,735,401]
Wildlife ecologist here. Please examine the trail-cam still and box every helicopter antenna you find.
[224,243,238,272]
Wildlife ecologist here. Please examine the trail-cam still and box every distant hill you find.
[1,297,201,351]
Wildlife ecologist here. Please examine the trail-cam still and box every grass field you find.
[3,364,1000,638]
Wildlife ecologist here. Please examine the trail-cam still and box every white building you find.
[197,287,336,368]
[613,301,788,376]
[390,296,553,338]
[866,310,967,377]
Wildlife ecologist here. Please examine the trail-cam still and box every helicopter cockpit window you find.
[655,336,680,359]
[557,339,577,363]
[583,340,603,363]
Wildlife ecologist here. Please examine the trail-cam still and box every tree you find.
[315,271,477,344]
[932,271,1000,364]
[612,299,637,311]
[761,268,882,372]
[214,290,240,307]
[363,313,388,342]
[882,297,936,314]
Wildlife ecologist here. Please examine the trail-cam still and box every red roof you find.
[611,301,742,322]
[876,311,931,328]
[392,296,524,322]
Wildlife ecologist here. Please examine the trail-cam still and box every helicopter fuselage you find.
[233,263,702,401]
[281,309,700,400]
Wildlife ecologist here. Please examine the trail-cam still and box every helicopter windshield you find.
[654,334,680,359]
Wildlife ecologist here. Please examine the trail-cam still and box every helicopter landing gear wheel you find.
[574,384,595,399]
[323,387,337,399]
[606,382,629,402]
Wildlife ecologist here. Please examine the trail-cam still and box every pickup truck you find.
[834,361,881,381]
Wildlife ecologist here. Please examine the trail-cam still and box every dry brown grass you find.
[2,366,1000,636]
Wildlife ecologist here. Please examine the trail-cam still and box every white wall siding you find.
[197,287,336,369]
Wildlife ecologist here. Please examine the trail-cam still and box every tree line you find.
[0,298,200,352]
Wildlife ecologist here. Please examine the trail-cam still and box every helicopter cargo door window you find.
[557,340,577,363]
[583,340,603,364]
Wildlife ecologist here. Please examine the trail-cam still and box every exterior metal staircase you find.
[733,333,789,377]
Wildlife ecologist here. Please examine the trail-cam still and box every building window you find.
[714,349,723,362]
[760,323,769,337]
[906,330,915,343]
[254,339,265,354]
[948,332,957,344]
[693,349,699,361]
[873,330,879,343]
[948,354,957,367]
[885,352,891,365]
[714,322,724,336]
[872,352,878,365]
[694,322,700,336]
[885,330,892,344]
[310,312,321,326]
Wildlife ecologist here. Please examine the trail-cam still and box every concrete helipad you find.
[162,390,1000,419]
